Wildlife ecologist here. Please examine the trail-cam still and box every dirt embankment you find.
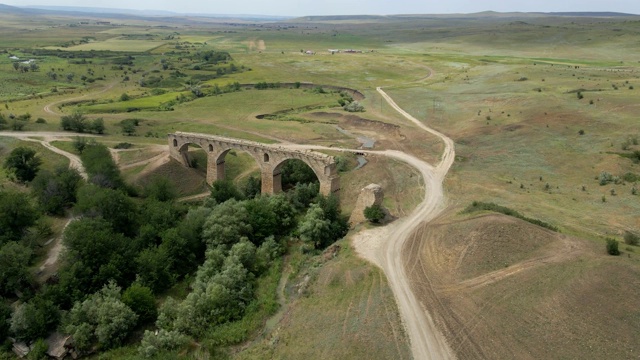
[405,212,640,359]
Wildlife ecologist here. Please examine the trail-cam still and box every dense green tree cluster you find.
[80,143,125,189]
[3,147,41,183]
[0,145,349,356]
[31,167,82,215]
[64,282,138,351]
[60,112,104,134]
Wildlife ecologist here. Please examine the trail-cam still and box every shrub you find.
[598,171,616,186]
[624,231,639,246]
[343,101,365,112]
[122,283,157,324]
[113,142,133,149]
[60,111,88,133]
[139,329,188,358]
[606,238,620,255]
[35,118,46,124]
[364,205,385,223]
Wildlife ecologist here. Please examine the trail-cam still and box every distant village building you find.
[9,55,19,60]
[96,21,111,25]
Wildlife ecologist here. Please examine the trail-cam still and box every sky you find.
[2,0,639,16]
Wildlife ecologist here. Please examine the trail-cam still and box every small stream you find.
[335,126,373,170]
[335,125,375,149]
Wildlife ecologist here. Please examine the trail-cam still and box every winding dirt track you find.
[0,131,90,179]
[282,87,456,359]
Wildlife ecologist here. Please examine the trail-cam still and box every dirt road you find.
[359,88,456,359]
[0,131,90,179]
[282,87,456,359]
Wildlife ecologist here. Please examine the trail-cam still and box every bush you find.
[624,231,639,246]
[364,204,385,223]
[598,171,618,186]
[343,101,365,112]
[210,180,244,204]
[139,329,188,358]
[606,238,620,255]
[113,142,133,149]
[60,111,88,133]
[122,283,157,324]
[3,147,41,183]
[27,338,48,360]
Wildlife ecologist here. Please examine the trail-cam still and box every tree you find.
[75,185,138,235]
[29,339,48,360]
[120,120,136,136]
[63,218,136,291]
[64,282,138,351]
[122,283,157,324]
[10,296,60,342]
[135,247,175,293]
[244,196,282,244]
[280,159,318,189]
[0,191,39,244]
[3,146,41,182]
[80,145,124,189]
[364,204,385,223]
[287,182,319,211]
[210,179,244,203]
[91,118,105,134]
[298,204,332,249]
[240,175,261,199]
[0,242,33,297]
[606,238,620,256]
[31,167,82,215]
[298,194,348,249]
[144,177,177,202]
[0,299,11,341]
[202,200,251,248]
[60,111,87,133]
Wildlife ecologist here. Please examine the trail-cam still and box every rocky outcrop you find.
[349,184,384,225]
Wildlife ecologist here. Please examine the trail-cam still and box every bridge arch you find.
[168,132,339,195]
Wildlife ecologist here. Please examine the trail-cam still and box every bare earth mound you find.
[406,213,640,359]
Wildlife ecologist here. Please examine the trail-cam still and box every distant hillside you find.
[290,11,639,23]
[22,5,177,16]
[542,11,638,17]
[18,5,292,21]
[0,3,34,14]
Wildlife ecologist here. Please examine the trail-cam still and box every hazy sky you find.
[3,0,639,16]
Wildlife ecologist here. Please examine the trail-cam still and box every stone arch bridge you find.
[168,132,340,195]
